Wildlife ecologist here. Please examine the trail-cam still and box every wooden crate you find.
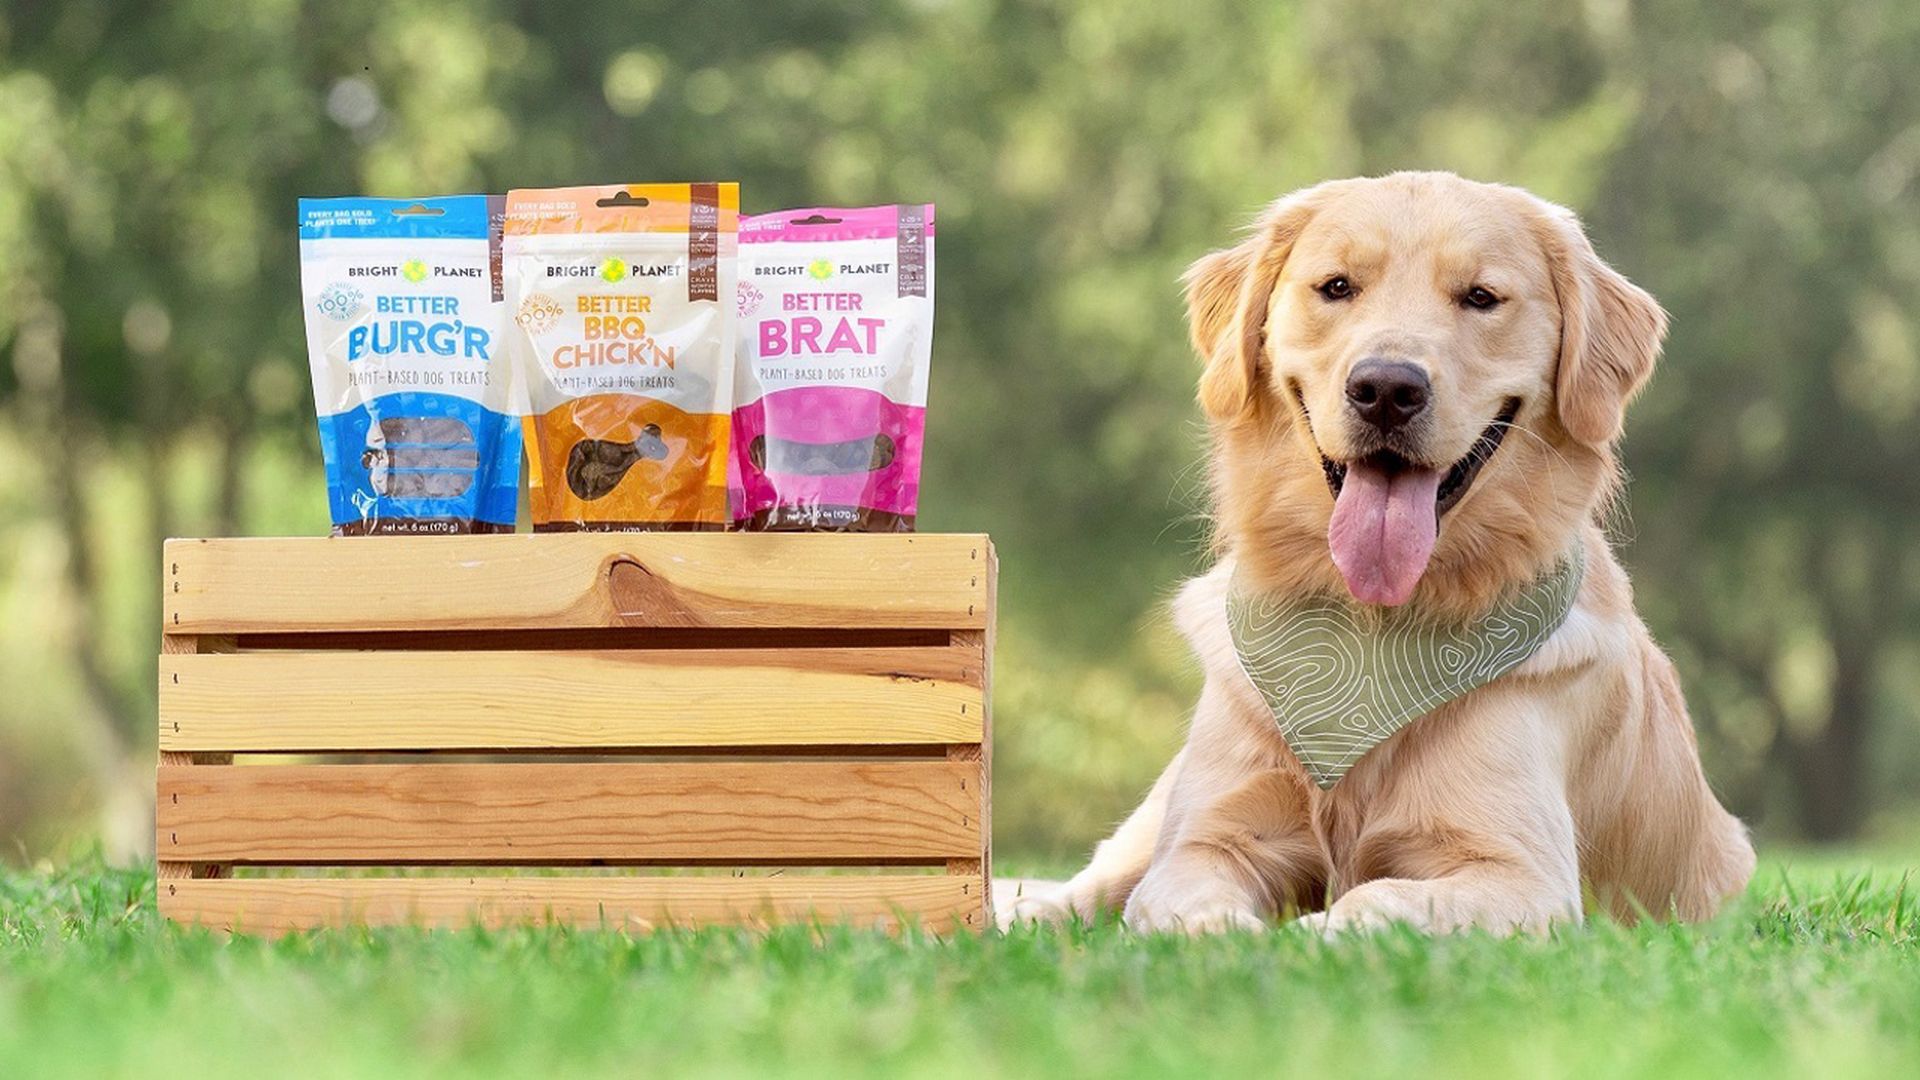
[156,533,994,935]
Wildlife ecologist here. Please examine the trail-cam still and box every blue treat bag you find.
[298,195,518,534]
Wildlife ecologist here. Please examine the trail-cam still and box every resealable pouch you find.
[299,195,517,535]
[732,205,934,531]
[504,183,739,530]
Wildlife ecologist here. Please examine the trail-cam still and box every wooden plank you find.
[165,534,991,633]
[158,761,978,864]
[158,875,984,935]
[945,638,987,883]
[160,646,983,752]
[158,633,235,882]
[983,549,997,918]
[953,544,996,929]
[946,739,983,882]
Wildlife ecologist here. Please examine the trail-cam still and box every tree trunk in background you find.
[1781,671,1873,843]
[1682,573,1880,844]
[56,451,149,861]
[57,431,168,861]
[1775,537,1893,843]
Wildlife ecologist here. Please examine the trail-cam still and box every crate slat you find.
[166,534,990,633]
[158,762,979,864]
[157,875,985,935]
[158,632,236,882]
[160,646,983,752]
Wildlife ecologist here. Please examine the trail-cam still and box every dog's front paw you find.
[994,874,1127,929]
[995,880,1078,928]
[1294,905,1396,937]
[1126,894,1267,935]
[1298,880,1435,936]
[1001,892,1069,930]
[1123,877,1266,935]
[1299,878,1566,936]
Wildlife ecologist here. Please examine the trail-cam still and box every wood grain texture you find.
[154,533,998,932]
[157,761,980,864]
[158,633,234,881]
[960,545,997,927]
[160,646,983,752]
[157,875,985,934]
[165,534,991,633]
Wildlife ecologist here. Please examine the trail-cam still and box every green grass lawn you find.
[2,859,1915,1078]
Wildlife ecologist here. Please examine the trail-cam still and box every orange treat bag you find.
[504,183,739,529]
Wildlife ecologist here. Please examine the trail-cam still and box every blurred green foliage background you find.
[0,0,1916,866]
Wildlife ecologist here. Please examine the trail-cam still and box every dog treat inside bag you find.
[733,205,934,530]
[299,195,517,535]
[505,183,739,530]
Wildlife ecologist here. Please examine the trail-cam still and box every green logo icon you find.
[400,259,428,283]
[807,258,834,281]
[600,257,628,283]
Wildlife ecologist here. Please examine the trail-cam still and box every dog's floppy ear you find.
[1184,186,1329,423]
[1534,202,1669,446]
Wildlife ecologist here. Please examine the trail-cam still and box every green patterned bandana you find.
[1227,551,1584,789]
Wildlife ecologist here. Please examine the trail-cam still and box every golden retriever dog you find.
[1006,172,1754,934]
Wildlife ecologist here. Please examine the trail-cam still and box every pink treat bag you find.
[732,205,934,530]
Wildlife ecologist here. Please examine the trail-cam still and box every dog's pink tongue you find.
[1328,461,1443,606]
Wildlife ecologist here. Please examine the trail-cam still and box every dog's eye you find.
[1317,276,1354,301]
[1463,285,1501,310]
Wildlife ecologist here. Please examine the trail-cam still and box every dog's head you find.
[1190,172,1666,612]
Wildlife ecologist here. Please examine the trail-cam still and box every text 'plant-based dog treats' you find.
[505,183,739,530]
[299,195,517,535]
[733,205,934,531]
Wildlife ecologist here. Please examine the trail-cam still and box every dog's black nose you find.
[1345,360,1431,431]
